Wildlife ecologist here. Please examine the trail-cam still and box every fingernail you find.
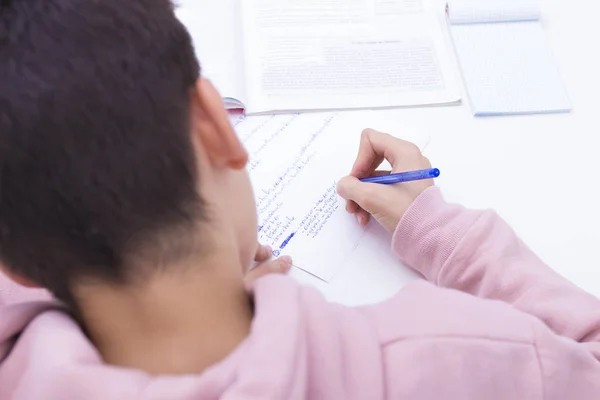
[356,214,362,224]
[358,214,367,226]
[280,255,292,264]
[264,245,272,254]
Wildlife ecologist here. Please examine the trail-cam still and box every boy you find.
[1,0,600,398]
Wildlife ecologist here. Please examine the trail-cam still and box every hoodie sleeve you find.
[392,186,600,351]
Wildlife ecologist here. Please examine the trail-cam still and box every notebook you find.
[446,0,571,116]
[230,110,430,281]
[175,0,461,115]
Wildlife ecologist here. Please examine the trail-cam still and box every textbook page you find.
[231,111,429,281]
[239,0,461,115]
[174,0,246,108]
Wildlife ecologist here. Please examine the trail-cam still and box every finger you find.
[346,199,359,214]
[422,155,432,169]
[370,170,392,177]
[343,170,390,216]
[244,256,293,286]
[356,209,371,226]
[350,129,385,178]
[351,129,421,177]
[254,243,272,262]
[337,176,384,213]
[337,176,366,204]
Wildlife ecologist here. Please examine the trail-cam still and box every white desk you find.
[284,0,600,306]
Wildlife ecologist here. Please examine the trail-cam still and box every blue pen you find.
[360,168,440,185]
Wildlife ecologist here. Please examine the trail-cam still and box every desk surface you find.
[277,0,600,306]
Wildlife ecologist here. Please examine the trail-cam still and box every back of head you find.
[0,0,202,305]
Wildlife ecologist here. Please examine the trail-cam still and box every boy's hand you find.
[337,129,434,234]
[244,244,292,286]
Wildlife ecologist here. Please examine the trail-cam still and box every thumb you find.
[337,176,382,213]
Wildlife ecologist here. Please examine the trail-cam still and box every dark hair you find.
[0,0,202,305]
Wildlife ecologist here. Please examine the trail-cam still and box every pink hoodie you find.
[1,187,599,399]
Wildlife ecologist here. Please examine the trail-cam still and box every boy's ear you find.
[191,78,248,170]
[0,263,42,288]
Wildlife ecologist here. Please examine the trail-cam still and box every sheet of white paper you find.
[239,0,461,114]
[231,111,429,281]
[450,21,571,116]
[174,0,245,107]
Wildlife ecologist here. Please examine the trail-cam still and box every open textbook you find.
[446,0,571,116]
[175,0,461,114]
[231,111,429,281]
